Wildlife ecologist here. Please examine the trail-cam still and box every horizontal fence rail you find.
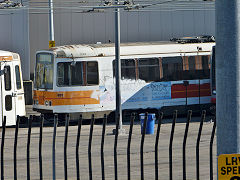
[0,110,217,180]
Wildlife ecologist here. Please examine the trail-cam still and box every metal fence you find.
[0,110,216,180]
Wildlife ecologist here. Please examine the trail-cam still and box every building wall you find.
[0,9,30,80]
[0,1,215,80]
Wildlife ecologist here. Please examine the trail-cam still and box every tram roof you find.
[40,41,215,58]
[0,50,14,56]
[0,50,19,61]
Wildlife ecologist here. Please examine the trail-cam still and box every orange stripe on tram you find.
[0,56,13,61]
[33,90,100,106]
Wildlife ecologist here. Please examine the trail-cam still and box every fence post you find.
[1,116,6,180]
[27,115,33,180]
[169,110,177,180]
[196,110,206,180]
[114,114,120,180]
[140,112,148,180]
[155,112,163,180]
[64,114,70,180]
[14,116,20,180]
[101,114,107,180]
[210,117,216,180]
[183,110,192,180]
[88,114,95,180]
[52,114,58,180]
[39,115,44,180]
[76,114,82,180]
[127,113,135,180]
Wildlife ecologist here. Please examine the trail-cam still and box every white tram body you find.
[0,50,25,126]
[33,41,215,119]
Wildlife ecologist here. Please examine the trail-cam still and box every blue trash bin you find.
[139,113,156,134]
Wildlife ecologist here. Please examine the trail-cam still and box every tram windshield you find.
[35,53,53,89]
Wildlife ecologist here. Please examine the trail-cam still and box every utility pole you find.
[114,0,125,134]
[49,0,55,47]
[216,1,240,155]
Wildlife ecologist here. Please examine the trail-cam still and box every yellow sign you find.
[49,40,55,48]
[218,154,240,180]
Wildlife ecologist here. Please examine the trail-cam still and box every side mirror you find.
[0,68,7,76]
[71,61,76,66]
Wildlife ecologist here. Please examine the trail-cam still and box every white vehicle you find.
[0,50,25,126]
[33,37,215,119]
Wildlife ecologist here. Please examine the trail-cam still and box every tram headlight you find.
[45,101,49,106]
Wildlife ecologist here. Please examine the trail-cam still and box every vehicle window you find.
[121,59,136,80]
[5,95,12,111]
[195,56,203,70]
[113,59,136,80]
[4,66,11,91]
[57,62,83,86]
[194,55,210,79]
[35,53,53,89]
[182,55,210,80]
[138,58,160,82]
[202,56,210,79]
[15,65,22,89]
[162,56,183,81]
[182,56,197,80]
[211,47,216,89]
[87,62,99,85]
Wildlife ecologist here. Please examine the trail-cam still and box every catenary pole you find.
[216,1,240,155]
[115,0,124,134]
[49,0,54,41]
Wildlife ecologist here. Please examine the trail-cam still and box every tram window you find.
[15,65,22,89]
[182,56,210,80]
[183,56,197,80]
[57,62,83,86]
[121,59,136,80]
[87,62,99,85]
[113,59,136,80]
[138,58,160,82]
[4,66,11,91]
[162,56,183,81]
[189,56,196,72]
[201,56,210,79]
[194,56,210,79]
[5,95,12,111]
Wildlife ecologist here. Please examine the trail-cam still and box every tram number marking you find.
[57,93,63,98]
[218,154,240,180]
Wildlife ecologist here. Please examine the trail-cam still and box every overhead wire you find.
[7,0,215,7]
[0,0,215,14]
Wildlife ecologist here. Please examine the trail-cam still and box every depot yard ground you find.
[0,114,216,180]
